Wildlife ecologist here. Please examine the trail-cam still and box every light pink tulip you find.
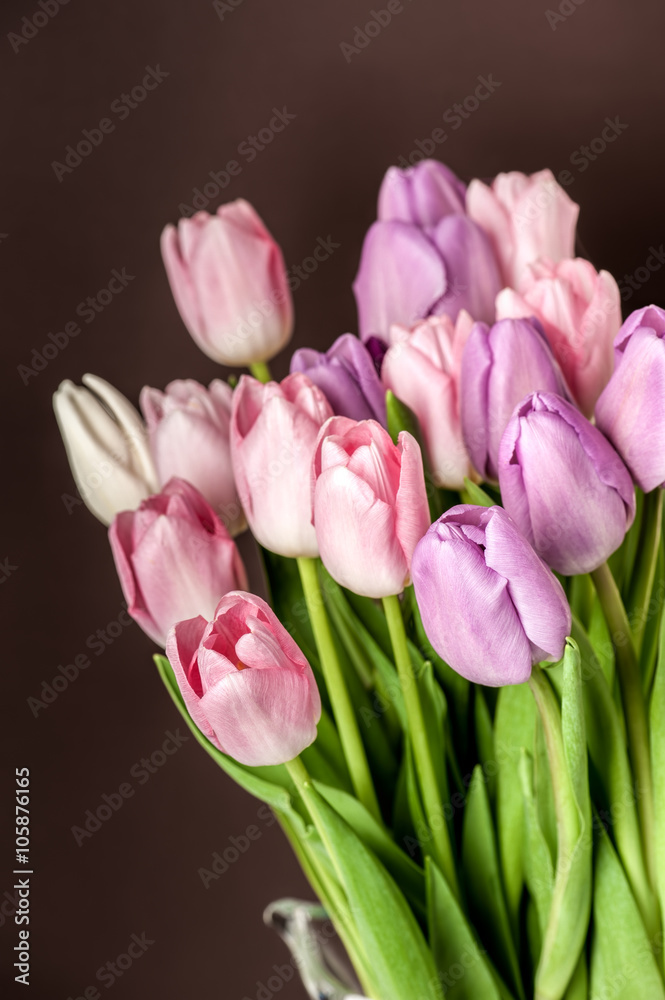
[161,200,293,366]
[382,311,475,489]
[140,379,244,535]
[109,478,247,646]
[167,592,321,766]
[312,417,430,597]
[231,373,333,558]
[467,169,579,290]
[496,258,621,417]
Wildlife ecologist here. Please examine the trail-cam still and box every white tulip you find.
[53,374,159,524]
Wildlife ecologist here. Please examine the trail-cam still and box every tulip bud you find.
[109,478,247,646]
[230,373,333,558]
[53,374,159,525]
[498,392,635,576]
[460,317,567,482]
[161,200,293,366]
[312,417,430,597]
[290,333,386,424]
[411,504,570,686]
[378,159,467,227]
[382,311,474,489]
[496,258,621,416]
[166,591,321,766]
[140,378,244,535]
[467,169,579,289]
[353,216,501,341]
[595,306,665,493]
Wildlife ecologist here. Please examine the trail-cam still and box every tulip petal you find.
[166,616,218,744]
[395,431,431,573]
[353,221,446,340]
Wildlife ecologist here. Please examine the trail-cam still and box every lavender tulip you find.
[461,317,567,482]
[378,159,467,227]
[353,216,501,341]
[498,392,635,575]
[412,504,570,686]
[290,333,386,424]
[595,305,665,493]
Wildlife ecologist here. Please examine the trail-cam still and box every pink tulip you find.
[167,592,321,766]
[231,373,333,557]
[109,478,247,646]
[381,311,475,489]
[161,200,293,366]
[496,258,621,417]
[468,169,579,290]
[312,417,430,597]
[140,379,244,535]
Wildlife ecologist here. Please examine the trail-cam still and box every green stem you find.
[629,489,664,657]
[591,561,656,886]
[297,557,382,824]
[249,360,272,383]
[382,593,460,900]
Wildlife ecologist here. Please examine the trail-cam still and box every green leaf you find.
[534,642,592,1000]
[518,750,554,947]
[426,857,511,1000]
[301,781,443,1000]
[315,781,427,919]
[416,660,451,804]
[590,821,665,1000]
[563,953,587,1000]
[462,477,496,508]
[495,683,537,929]
[572,615,658,937]
[386,389,445,521]
[462,766,524,999]
[651,601,665,933]
[474,688,496,803]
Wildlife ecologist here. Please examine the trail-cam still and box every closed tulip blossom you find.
[378,159,467,227]
[411,504,570,686]
[382,312,475,489]
[109,478,247,646]
[290,333,386,424]
[53,374,159,525]
[312,417,430,598]
[167,592,321,766]
[467,169,579,289]
[461,317,567,482]
[496,257,621,416]
[595,305,665,493]
[498,392,635,576]
[354,162,501,341]
[161,200,293,366]
[231,373,333,557]
[140,378,244,535]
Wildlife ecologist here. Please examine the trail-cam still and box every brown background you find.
[2,0,664,997]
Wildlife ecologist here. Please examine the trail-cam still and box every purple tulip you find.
[290,333,386,424]
[412,504,570,686]
[595,305,665,493]
[353,216,501,342]
[461,317,567,482]
[378,159,467,227]
[498,392,635,575]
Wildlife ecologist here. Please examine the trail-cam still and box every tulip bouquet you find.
[54,163,665,1000]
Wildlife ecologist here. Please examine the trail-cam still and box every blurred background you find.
[2,0,664,996]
